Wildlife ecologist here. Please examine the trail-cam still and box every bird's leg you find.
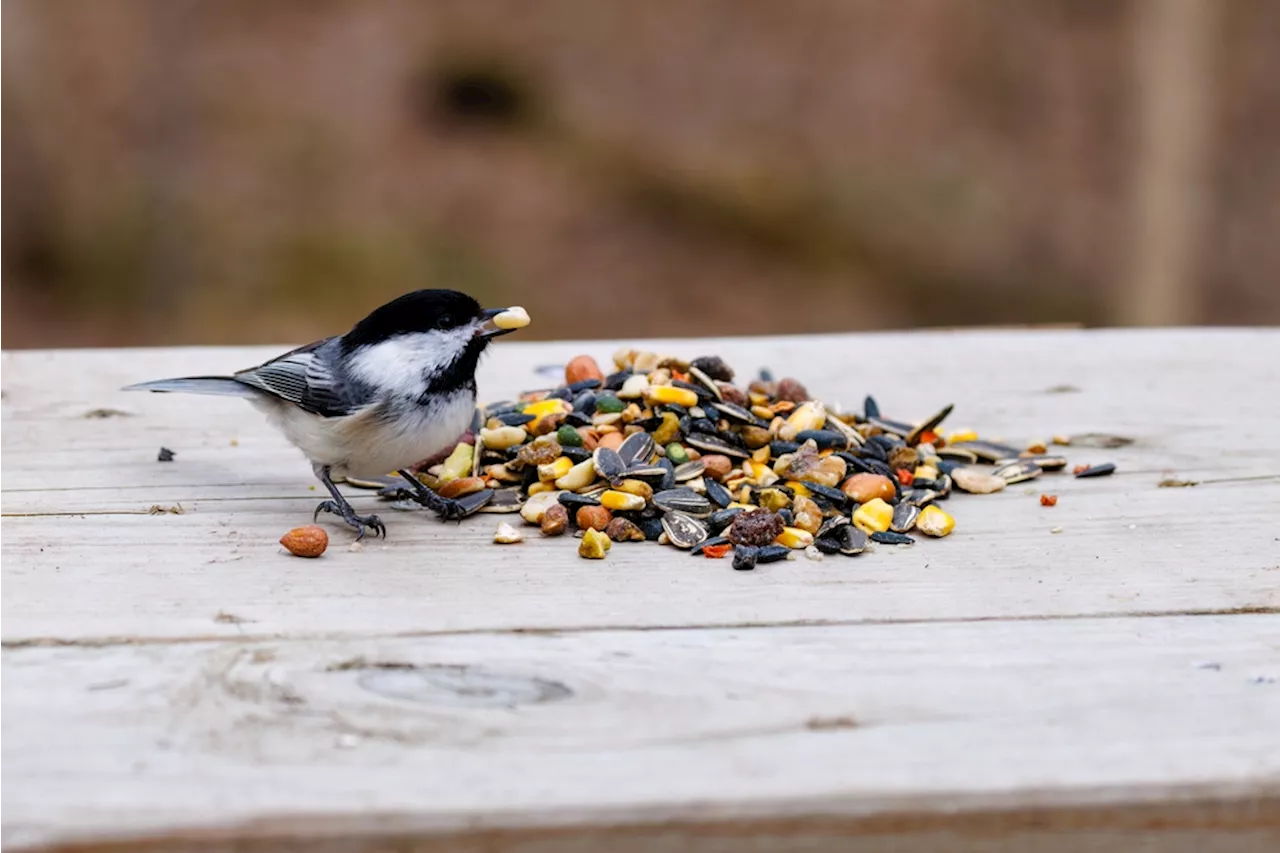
[313,466,386,539]
[396,469,468,522]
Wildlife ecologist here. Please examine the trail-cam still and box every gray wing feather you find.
[124,338,359,417]
[233,339,354,417]
[122,377,261,398]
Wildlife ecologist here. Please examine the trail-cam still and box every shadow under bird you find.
[124,289,530,538]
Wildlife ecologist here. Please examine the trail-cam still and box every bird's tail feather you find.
[122,376,261,398]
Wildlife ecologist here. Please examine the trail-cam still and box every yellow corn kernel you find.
[537,456,573,482]
[646,385,699,408]
[615,479,654,501]
[526,481,557,497]
[600,490,645,512]
[751,445,771,464]
[916,505,955,537]
[913,465,939,481]
[779,401,826,441]
[748,391,771,407]
[757,488,791,512]
[742,460,779,486]
[554,458,597,491]
[776,527,814,549]
[523,398,571,419]
[946,429,978,444]
[750,405,775,420]
[438,443,474,482]
[853,498,893,534]
[578,528,612,559]
[786,481,813,499]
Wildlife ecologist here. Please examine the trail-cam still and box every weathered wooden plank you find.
[3,330,1278,643]
[2,477,1277,644]
[3,615,1278,851]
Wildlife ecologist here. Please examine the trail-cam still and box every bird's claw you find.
[433,497,468,523]
[314,500,387,540]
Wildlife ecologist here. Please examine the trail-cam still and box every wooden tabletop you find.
[3,328,1278,852]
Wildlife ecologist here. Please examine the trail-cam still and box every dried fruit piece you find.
[579,528,612,559]
[516,436,562,468]
[727,508,784,547]
[605,517,646,542]
[540,503,569,536]
[1040,494,1058,507]
[280,525,328,558]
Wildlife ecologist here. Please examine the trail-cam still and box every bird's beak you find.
[478,306,531,339]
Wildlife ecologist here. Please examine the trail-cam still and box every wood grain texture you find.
[3,616,1279,850]
[3,329,1279,851]
[3,330,1278,643]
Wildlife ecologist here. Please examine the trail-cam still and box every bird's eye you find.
[435,315,453,330]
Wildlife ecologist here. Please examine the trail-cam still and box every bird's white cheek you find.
[346,329,473,397]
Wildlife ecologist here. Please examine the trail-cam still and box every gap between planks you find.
[5,605,1278,652]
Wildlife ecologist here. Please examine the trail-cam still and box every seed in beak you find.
[490,306,530,331]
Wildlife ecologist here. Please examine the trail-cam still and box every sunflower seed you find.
[891,502,920,533]
[661,511,708,549]
[592,447,627,482]
[617,431,656,467]
[685,432,750,459]
[652,488,713,517]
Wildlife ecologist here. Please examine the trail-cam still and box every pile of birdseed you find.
[358,349,1115,569]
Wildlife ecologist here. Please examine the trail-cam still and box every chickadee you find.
[124,289,530,539]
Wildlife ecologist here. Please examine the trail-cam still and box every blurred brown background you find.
[3,0,1278,349]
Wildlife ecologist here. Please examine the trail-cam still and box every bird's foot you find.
[314,500,387,540]
[410,490,468,523]
[396,473,465,522]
